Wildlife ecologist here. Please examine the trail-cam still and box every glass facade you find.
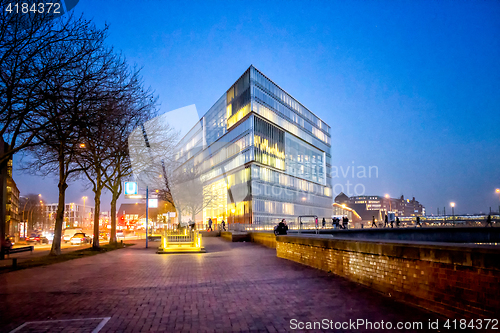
[175,66,332,225]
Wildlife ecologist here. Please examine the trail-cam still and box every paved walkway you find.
[0,238,442,332]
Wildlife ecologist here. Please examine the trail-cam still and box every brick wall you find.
[221,232,250,242]
[249,232,276,248]
[221,232,232,242]
[276,236,500,318]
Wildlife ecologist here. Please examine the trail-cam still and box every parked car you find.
[116,231,124,238]
[69,233,91,245]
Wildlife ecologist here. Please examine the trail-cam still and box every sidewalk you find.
[0,244,92,267]
[0,238,441,332]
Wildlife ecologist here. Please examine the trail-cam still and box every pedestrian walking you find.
[416,216,422,227]
[315,217,319,229]
[344,217,349,229]
[371,216,377,228]
[221,219,226,231]
[486,214,493,227]
[322,218,326,228]
[396,217,400,228]
[384,215,389,228]
[207,218,213,231]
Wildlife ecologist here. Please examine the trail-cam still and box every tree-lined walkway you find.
[0,238,441,332]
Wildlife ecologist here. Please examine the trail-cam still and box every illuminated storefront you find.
[177,66,332,225]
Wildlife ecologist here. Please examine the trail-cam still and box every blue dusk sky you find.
[13,0,500,215]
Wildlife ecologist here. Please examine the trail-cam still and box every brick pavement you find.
[0,238,444,332]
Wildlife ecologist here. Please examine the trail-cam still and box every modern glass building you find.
[175,66,332,225]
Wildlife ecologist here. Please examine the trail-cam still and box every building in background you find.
[117,201,175,230]
[6,158,20,238]
[174,66,333,225]
[45,203,94,229]
[335,192,425,221]
[332,203,362,224]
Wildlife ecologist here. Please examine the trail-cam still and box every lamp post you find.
[496,189,500,217]
[450,202,455,226]
[39,199,45,231]
[21,196,29,239]
[38,194,43,230]
[82,196,87,228]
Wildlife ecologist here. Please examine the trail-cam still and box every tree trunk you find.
[92,184,101,250]
[109,185,118,245]
[50,153,68,256]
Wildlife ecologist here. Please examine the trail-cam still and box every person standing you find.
[322,218,326,229]
[486,214,493,227]
[276,219,288,235]
[221,219,226,231]
[371,216,377,228]
[396,217,400,228]
[207,218,213,231]
[315,217,319,229]
[384,214,389,228]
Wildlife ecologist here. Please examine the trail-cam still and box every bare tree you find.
[25,21,111,255]
[176,164,214,224]
[79,61,157,248]
[104,95,157,245]
[0,8,108,256]
[128,113,180,225]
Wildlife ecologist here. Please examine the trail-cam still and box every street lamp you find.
[496,189,500,217]
[82,196,87,227]
[21,196,30,239]
[450,202,455,225]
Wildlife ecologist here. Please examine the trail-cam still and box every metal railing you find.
[227,215,500,232]
[164,229,197,243]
